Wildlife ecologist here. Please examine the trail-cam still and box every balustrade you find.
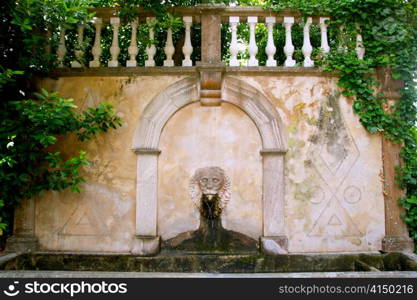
[50,6,365,69]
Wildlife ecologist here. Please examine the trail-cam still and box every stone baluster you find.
[356,24,365,60]
[56,27,66,68]
[283,17,296,67]
[89,18,103,68]
[229,16,240,67]
[108,17,120,67]
[265,17,277,67]
[163,27,175,67]
[247,16,258,66]
[302,17,314,67]
[127,18,139,67]
[71,24,85,68]
[320,17,330,54]
[145,17,156,67]
[182,16,193,67]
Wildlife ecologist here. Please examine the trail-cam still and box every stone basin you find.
[1,252,416,273]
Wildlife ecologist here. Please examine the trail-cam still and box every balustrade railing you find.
[50,6,365,70]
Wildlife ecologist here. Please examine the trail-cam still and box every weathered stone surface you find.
[5,236,39,253]
[200,70,223,106]
[3,252,417,273]
[381,137,414,253]
[32,76,187,252]
[382,236,415,253]
[135,152,159,236]
[163,217,258,254]
[260,236,288,255]
[200,10,223,63]
[2,270,417,278]
[261,153,285,237]
[237,75,385,253]
[14,73,388,254]
[7,197,39,252]
[131,235,160,256]
[157,102,263,240]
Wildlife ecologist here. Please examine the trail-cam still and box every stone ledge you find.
[5,235,39,253]
[382,236,415,253]
[260,148,288,155]
[1,270,417,278]
[131,235,160,256]
[2,252,416,273]
[260,236,289,255]
[132,148,161,155]
[48,66,337,78]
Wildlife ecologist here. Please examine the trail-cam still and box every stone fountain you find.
[163,167,257,253]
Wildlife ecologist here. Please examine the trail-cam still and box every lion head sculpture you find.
[189,167,231,217]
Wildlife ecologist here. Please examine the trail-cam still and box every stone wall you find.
[26,73,385,253]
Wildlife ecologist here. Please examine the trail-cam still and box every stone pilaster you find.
[197,4,226,106]
[198,4,225,64]
[131,148,161,255]
[6,197,39,253]
[377,67,414,253]
[260,149,288,254]
[381,138,414,252]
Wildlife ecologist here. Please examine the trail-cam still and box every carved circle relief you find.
[309,186,325,204]
[343,186,361,204]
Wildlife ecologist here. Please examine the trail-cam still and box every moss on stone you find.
[2,252,416,273]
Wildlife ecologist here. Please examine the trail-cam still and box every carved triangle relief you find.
[59,203,109,236]
[309,198,362,237]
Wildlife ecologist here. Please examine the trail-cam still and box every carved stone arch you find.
[132,76,200,150]
[222,77,288,255]
[131,76,288,255]
[221,76,287,152]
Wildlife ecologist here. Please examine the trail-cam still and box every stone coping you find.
[0,270,416,278]
[48,67,337,78]
[2,252,416,273]
[90,7,327,24]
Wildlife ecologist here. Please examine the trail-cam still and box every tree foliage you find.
[0,0,122,242]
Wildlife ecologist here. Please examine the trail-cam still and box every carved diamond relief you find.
[307,94,362,237]
[309,96,360,189]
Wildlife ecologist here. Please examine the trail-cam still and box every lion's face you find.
[189,167,231,213]
[197,168,225,197]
